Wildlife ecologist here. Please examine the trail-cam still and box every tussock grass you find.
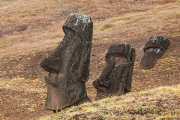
[97,23,114,31]
[1,0,180,119]
[39,84,180,120]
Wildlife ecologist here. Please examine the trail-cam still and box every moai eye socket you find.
[115,54,127,65]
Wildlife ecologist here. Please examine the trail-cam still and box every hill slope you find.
[43,85,180,120]
[0,0,180,119]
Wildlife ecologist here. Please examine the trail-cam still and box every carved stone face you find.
[93,42,135,100]
[40,13,93,110]
[140,36,170,70]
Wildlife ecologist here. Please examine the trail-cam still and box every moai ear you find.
[124,47,135,93]
[140,36,170,70]
[93,42,135,100]
[130,48,136,63]
[40,13,93,111]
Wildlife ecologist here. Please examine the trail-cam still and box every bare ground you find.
[0,0,180,119]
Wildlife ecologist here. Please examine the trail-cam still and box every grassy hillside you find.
[0,0,180,119]
[41,85,180,120]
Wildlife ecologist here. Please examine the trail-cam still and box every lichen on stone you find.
[70,13,91,31]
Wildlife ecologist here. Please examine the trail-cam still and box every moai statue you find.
[40,13,93,111]
[140,36,170,70]
[93,42,135,100]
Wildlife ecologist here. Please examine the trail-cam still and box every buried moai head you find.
[40,13,93,111]
[93,42,135,100]
[140,36,170,70]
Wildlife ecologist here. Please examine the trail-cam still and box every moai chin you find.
[93,42,135,100]
[40,13,93,111]
[140,36,170,70]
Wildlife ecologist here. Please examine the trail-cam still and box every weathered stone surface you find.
[40,13,93,110]
[93,42,135,100]
[140,36,170,70]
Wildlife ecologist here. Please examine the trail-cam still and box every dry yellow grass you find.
[0,0,180,119]
[40,84,180,120]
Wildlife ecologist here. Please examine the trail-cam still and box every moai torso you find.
[140,36,170,70]
[40,13,93,110]
[93,42,135,100]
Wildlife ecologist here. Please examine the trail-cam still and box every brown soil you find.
[0,0,180,119]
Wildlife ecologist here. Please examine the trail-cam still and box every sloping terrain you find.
[43,85,180,120]
[0,0,180,119]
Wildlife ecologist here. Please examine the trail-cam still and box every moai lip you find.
[140,36,170,70]
[40,13,93,111]
[93,42,135,100]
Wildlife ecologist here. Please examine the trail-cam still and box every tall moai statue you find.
[93,42,135,100]
[40,13,93,111]
[140,36,170,70]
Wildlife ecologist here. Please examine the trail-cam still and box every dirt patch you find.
[0,88,52,120]
[0,0,180,119]
[0,51,47,79]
